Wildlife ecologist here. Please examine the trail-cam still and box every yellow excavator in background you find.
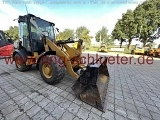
[12,14,109,112]
[147,27,160,57]
[152,44,160,57]
[131,44,149,55]
[146,44,158,56]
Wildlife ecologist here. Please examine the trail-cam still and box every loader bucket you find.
[72,57,109,112]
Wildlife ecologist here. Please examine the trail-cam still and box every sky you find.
[0,0,146,38]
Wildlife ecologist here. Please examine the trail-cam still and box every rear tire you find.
[154,52,158,57]
[144,51,147,55]
[131,50,135,55]
[39,55,65,85]
[14,53,32,72]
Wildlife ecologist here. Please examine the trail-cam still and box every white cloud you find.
[50,0,146,37]
[0,0,146,37]
[0,3,24,30]
[88,1,146,36]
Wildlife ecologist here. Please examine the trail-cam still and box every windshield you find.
[30,17,55,41]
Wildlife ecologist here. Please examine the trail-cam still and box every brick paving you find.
[0,53,160,120]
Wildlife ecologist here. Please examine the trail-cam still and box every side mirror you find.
[13,18,18,21]
[56,28,59,33]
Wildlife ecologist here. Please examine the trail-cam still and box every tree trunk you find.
[120,44,122,48]
[143,39,147,47]
[120,41,122,48]
[127,39,132,49]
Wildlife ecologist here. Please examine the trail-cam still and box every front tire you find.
[153,52,158,57]
[14,53,32,72]
[39,55,65,84]
[131,50,135,55]
[144,51,147,55]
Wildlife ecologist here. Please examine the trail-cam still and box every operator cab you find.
[100,45,105,48]
[135,44,143,49]
[18,14,56,54]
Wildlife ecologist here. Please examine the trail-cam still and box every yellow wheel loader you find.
[148,43,160,57]
[12,14,109,112]
[146,44,157,56]
[145,44,160,57]
[131,44,149,55]
[98,44,108,52]
[153,44,160,57]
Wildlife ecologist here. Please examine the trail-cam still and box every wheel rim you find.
[15,56,23,68]
[42,63,53,79]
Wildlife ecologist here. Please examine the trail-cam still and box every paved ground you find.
[0,52,160,120]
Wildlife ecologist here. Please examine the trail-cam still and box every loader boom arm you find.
[45,37,82,79]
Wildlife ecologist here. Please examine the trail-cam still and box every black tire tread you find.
[39,55,65,85]
[14,53,31,72]
[154,52,158,57]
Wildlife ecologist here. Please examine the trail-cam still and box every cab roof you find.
[18,13,55,26]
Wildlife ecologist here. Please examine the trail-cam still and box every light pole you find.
[100,32,102,43]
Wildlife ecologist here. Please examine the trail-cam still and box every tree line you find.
[55,26,114,46]
[55,26,93,46]
[4,25,113,47]
[4,26,19,41]
[112,0,160,49]
[4,0,160,49]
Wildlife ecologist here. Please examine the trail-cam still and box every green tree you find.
[112,10,137,49]
[4,26,19,41]
[75,26,92,46]
[111,19,126,48]
[121,9,138,49]
[56,28,74,40]
[134,0,160,47]
[95,26,113,46]
[107,35,115,46]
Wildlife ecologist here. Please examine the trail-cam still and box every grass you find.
[85,45,134,54]
[85,46,99,52]
[124,48,132,54]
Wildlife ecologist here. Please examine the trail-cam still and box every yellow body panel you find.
[148,49,155,55]
[134,49,144,54]
[23,38,83,79]
[46,38,81,79]
[98,45,108,52]
[154,48,160,56]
